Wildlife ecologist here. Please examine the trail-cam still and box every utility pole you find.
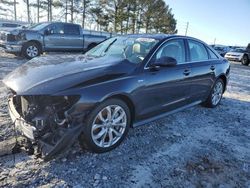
[185,22,189,36]
[214,38,216,45]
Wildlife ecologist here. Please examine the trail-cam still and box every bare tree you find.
[0,0,18,20]
[82,0,90,28]
[23,0,31,23]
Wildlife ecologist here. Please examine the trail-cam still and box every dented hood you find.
[3,55,134,95]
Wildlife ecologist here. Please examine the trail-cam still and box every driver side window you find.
[155,39,186,64]
[47,24,64,35]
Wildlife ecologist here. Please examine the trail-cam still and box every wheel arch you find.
[106,94,135,127]
[22,40,43,52]
[217,74,227,93]
[244,53,250,59]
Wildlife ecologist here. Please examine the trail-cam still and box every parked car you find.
[0,20,27,32]
[0,22,108,59]
[247,43,250,50]
[225,48,250,66]
[3,35,230,159]
[213,45,231,57]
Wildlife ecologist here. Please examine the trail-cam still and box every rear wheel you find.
[241,54,249,66]
[203,78,224,108]
[79,99,131,153]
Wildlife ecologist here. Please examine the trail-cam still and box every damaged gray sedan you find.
[3,35,230,159]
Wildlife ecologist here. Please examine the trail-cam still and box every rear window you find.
[64,24,80,35]
[207,47,218,59]
[188,40,209,61]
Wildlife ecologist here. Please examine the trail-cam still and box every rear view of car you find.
[0,20,26,31]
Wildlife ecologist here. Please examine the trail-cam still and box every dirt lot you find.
[0,51,249,187]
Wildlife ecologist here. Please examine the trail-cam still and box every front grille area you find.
[0,32,7,41]
[230,55,239,57]
[12,96,22,115]
[7,34,16,42]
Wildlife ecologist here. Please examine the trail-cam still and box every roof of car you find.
[122,34,205,42]
[126,33,193,40]
[124,33,172,40]
[38,21,80,25]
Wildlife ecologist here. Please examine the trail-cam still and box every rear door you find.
[186,39,215,102]
[63,24,83,51]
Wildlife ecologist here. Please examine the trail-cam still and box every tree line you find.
[0,0,177,34]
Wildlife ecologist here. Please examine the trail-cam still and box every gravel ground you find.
[0,50,249,187]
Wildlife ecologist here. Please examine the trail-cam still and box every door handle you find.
[183,69,191,76]
[210,65,215,71]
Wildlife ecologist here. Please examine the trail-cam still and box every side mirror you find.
[153,56,177,67]
[44,29,50,35]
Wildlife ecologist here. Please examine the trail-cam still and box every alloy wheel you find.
[211,81,223,105]
[26,45,38,58]
[91,105,127,148]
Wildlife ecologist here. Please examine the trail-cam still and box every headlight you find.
[15,33,25,41]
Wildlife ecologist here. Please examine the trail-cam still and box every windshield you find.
[233,48,244,53]
[85,36,159,64]
[28,23,50,30]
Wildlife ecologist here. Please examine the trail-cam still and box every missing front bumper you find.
[8,97,84,160]
[8,97,37,140]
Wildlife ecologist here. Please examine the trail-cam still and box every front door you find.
[135,38,193,120]
[43,23,66,51]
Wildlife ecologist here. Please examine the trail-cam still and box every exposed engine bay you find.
[10,95,83,160]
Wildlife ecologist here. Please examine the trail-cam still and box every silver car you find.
[225,48,250,66]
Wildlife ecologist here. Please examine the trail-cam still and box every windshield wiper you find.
[103,39,117,53]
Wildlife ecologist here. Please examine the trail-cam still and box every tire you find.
[22,42,41,59]
[241,54,249,66]
[203,78,224,108]
[79,98,131,153]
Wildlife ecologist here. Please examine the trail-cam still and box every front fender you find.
[57,75,140,118]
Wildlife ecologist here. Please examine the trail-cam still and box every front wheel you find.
[22,42,41,59]
[79,99,131,153]
[203,79,224,108]
[241,55,249,66]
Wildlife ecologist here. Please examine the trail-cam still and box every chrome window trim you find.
[144,36,220,70]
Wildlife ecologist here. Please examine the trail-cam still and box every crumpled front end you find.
[8,93,85,160]
[0,30,24,53]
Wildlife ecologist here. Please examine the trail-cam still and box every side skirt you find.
[133,100,202,127]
